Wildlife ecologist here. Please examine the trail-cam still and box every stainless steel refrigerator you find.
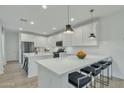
[21,42,34,63]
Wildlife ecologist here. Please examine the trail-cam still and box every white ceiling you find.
[0,5,124,36]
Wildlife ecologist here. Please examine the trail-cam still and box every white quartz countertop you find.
[23,52,53,57]
[36,55,108,75]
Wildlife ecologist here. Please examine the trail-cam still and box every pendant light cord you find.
[67,5,70,24]
[90,9,94,33]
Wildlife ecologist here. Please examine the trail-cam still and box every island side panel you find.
[37,64,73,88]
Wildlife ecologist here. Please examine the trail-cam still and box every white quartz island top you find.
[36,55,108,75]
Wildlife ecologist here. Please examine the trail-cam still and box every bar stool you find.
[80,65,102,88]
[107,58,112,79]
[98,57,112,86]
[68,71,92,88]
[90,63,103,87]
[97,60,110,86]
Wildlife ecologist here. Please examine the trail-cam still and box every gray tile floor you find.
[0,61,124,88]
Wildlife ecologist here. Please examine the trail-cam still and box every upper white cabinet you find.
[21,33,35,42]
[47,35,56,47]
[47,22,98,47]
[63,33,73,46]
[47,33,63,47]
[20,33,47,47]
[72,27,83,46]
[71,22,98,46]
[34,36,47,47]
[55,33,63,41]
[63,22,98,46]
[81,22,98,46]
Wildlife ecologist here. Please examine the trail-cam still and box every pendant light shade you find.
[89,33,96,40]
[89,9,96,39]
[64,6,74,34]
[64,24,74,34]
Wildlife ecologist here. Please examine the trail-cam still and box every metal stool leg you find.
[94,77,96,88]
[107,65,109,86]
[100,72,103,88]
[111,64,112,80]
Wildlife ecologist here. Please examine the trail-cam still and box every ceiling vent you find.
[20,18,28,23]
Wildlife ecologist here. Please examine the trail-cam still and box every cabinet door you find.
[72,22,98,46]
[82,22,97,46]
[34,36,47,47]
[21,33,35,42]
[72,27,83,46]
[56,33,63,41]
[47,36,56,47]
[63,33,73,47]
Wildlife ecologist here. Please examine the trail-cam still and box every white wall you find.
[5,31,19,62]
[66,10,124,79]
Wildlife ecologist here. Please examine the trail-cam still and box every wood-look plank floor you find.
[0,61,37,88]
[0,61,124,88]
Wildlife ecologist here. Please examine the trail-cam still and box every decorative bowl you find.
[76,50,87,59]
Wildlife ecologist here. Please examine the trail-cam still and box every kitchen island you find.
[36,55,109,88]
[23,52,73,78]
[23,52,53,78]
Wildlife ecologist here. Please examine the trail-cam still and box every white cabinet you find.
[72,27,83,46]
[81,23,97,46]
[71,22,98,46]
[21,33,35,42]
[20,33,47,47]
[47,35,56,47]
[63,33,73,46]
[47,33,63,47]
[34,36,47,47]
[55,33,63,41]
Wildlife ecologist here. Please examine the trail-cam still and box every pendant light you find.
[64,5,74,34]
[89,9,96,39]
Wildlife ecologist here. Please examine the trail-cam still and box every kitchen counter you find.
[36,55,109,88]
[23,52,53,58]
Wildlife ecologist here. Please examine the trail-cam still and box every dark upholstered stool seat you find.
[91,63,101,68]
[80,66,93,74]
[98,61,108,70]
[68,71,91,88]
[80,66,101,77]
[98,61,107,65]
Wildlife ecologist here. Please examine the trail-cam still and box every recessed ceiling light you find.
[30,21,34,25]
[52,27,56,30]
[19,28,23,30]
[70,18,75,22]
[42,5,47,9]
